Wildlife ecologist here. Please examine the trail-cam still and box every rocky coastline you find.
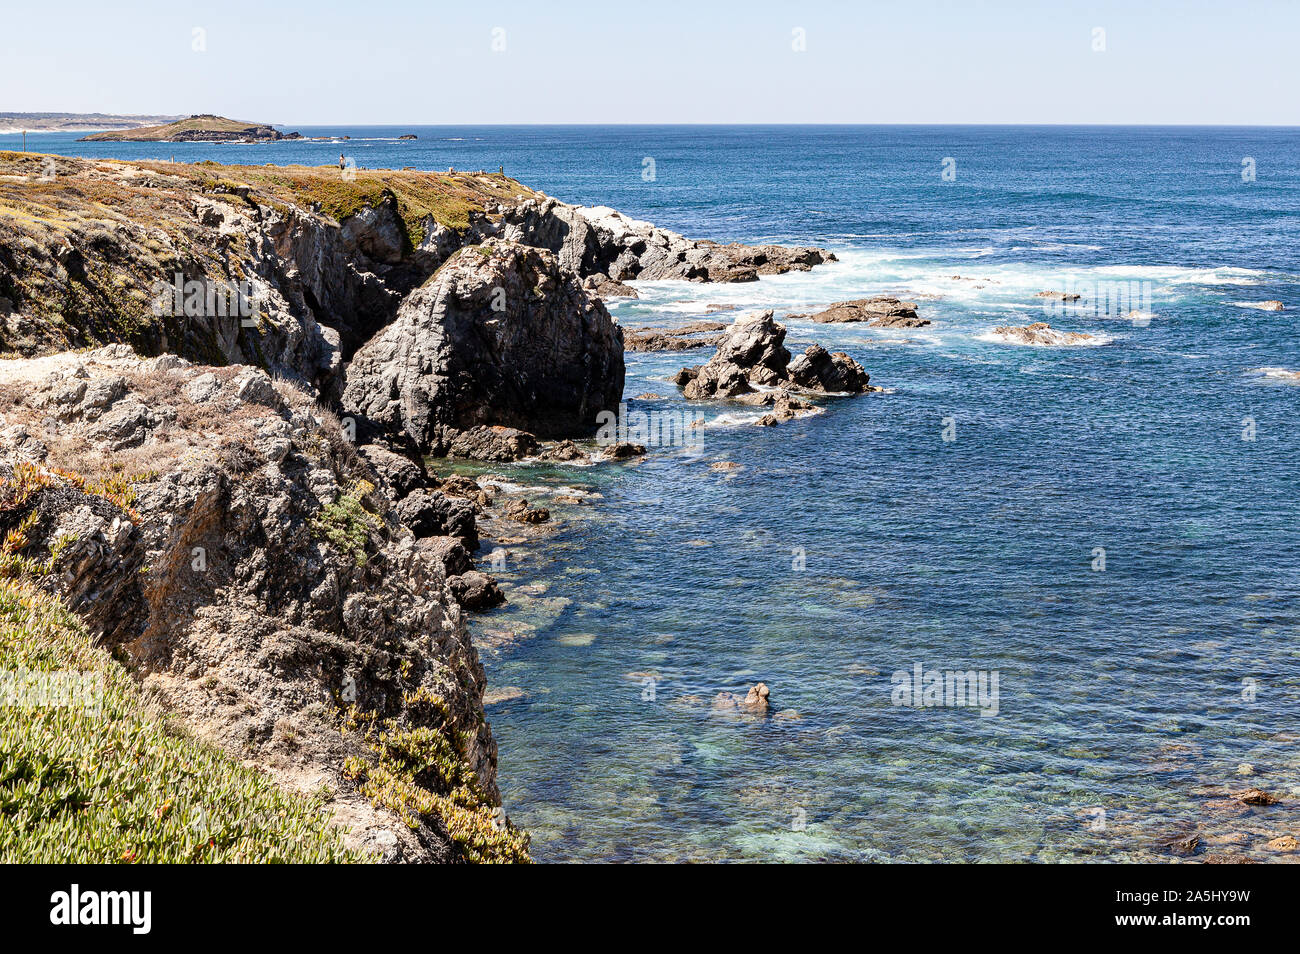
[0,150,842,862]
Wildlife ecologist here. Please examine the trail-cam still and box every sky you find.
[2,0,1297,125]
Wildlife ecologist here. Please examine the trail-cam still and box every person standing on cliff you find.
[339,154,345,172]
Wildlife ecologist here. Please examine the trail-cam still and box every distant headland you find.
[79,114,301,142]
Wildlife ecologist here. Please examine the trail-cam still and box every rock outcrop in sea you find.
[987,321,1102,346]
[674,311,874,425]
[787,296,929,328]
[496,196,835,283]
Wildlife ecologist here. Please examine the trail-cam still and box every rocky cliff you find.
[0,151,838,862]
[0,347,528,862]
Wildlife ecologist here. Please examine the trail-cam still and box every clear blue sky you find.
[3,0,1296,124]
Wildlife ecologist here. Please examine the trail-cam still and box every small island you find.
[80,113,300,142]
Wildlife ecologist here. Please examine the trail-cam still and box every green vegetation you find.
[310,478,377,567]
[341,690,531,864]
[0,577,367,862]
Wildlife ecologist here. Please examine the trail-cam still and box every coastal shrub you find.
[340,692,530,864]
[0,577,366,862]
[310,478,377,567]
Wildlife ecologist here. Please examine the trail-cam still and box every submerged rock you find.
[1035,290,1082,302]
[1234,788,1281,806]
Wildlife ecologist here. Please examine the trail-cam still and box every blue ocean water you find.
[13,125,1300,861]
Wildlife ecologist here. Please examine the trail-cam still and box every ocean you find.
[10,124,1300,861]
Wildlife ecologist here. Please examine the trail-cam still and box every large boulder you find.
[341,239,624,455]
[787,345,871,393]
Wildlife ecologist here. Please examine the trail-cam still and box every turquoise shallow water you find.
[21,125,1300,861]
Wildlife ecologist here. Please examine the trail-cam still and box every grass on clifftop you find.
[0,577,366,863]
[164,161,532,241]
[0,151,536,357]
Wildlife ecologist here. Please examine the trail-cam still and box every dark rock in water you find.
[357,442,428,500]
[713,683,771,714]
[341,238,624,454]
[1035,290,1082,301]
[712,310,791,385]
[676,311,873,411]
[582,272,639,299]
[1234,788,1281,806]
[504,498,550,524]
[395,490,478,549]
[539,439,587,462]
[599,441,647,460]
[449,425,539,462]
[787,345,871,393]
[624,322,724,353]
[790,297,928,328]
[735,389,815,423]
[448,570,505,610]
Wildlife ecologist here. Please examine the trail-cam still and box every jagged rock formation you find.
[0,347,527,862]
[674,311,873,423]
[0,153,535,396]
[340,239,624,455]
[496,197,835,283]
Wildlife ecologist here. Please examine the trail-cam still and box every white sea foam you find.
[1248,367,1300,383]
[1230,300,1287,311]
[975,328,1114,347]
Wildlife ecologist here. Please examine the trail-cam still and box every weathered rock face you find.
[341,239,625,455]
[788,297,929,328]
[0,346,526,862]
[496,196,835,284]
